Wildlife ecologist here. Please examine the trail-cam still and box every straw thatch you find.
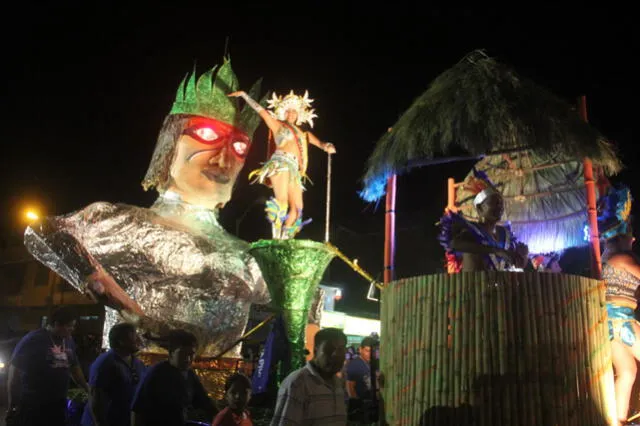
[360,50,621,202]
[455,150,601,253]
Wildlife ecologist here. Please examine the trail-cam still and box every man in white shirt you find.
[271,328,347,425]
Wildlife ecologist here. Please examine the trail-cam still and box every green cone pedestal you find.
[249,239,335,376]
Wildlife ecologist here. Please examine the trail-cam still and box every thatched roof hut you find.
[360,50,621,202]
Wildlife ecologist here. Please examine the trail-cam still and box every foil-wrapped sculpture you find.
[24,58,272,358]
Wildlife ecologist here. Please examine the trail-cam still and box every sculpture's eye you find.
[193,127,219,142]
[232,141,248,157]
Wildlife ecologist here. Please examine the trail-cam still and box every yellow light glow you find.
[25,210,39,221]
[0,361,5,369]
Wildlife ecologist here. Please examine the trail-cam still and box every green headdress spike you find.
[170,57,265,137]
[195,66,216,101]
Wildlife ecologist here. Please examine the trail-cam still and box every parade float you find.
[361,50,622,425]
[23,57,378,406]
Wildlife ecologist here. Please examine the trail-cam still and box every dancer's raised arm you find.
[229,90,281,134]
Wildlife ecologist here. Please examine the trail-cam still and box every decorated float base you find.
[381,271,616,426]
[135,239,335,401]
[249,239,335,379]
[138,353,243,400]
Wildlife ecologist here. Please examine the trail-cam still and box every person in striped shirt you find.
[271,328,347,425]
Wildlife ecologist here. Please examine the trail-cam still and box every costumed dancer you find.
[598,186,640,425]
[438,168,529,272]
[229,90,336,239]
[23,58,271,358]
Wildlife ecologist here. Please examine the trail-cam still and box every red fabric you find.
[445,252,462,274]
[531,255,545,270]
[463,176,490,197]
[212,407,253,426]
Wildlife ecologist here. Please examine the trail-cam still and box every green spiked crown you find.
[170,57,266,138]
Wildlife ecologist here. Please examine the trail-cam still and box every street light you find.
[25,209,40,221]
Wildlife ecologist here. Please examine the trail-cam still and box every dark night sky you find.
[0,4,635,316]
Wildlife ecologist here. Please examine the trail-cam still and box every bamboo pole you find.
[578,96,603,280]
[483,273,494,426]
[520,273,536,426]
[432,274,442,423]
[551,272,570,426]
[324,152,332,242]
[561,275,573,425]
[581,274,598,426]
[436,273,446,410]
[587,274,606,424]
[460,272,471,425]
[548,272,561,424]
[392,280,401,420]
[591,279,606,424]
[573,276,589,425]
[424,275,435,413]
[578,275,594,424]
[465,272,476,424]
[486,272,499,424]
[419,277,431,424]
[453,273,463,409]
[385,283,394,423]
[411,280,420,423]
[430,275,440,411]
[450,274,463,407]
[567,277,579,426]
[504,271,518,424]
[536,272,548,425]
[598,274,617,426]
[384,174,397,284]
[396,281,404,424]
[324,243,383,290]
[399,278,409,418]
[493,275,506,425]
[380,284,390,424]
[447,177,458,212]
[582,275,598,425]
[545,272,558,425]
[442,274,451,425]
[413,280,423,423]
[473,273,484,425]
[428,274,440,423]
[566,276,580,426]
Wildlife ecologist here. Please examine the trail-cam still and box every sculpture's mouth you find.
[201,168,231,184]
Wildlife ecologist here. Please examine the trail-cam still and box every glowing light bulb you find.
[25,210,39,221]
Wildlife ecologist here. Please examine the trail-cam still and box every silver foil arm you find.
[24,216,97,293]
[23,207,144,315]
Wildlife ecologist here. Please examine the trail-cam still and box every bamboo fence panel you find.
[380,272,616,425]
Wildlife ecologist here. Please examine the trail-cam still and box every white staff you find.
[324,151,333,242]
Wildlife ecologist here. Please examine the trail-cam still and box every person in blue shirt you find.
[81,323,145,426]
[131,329,216,426]
[347,337,376,401]
[346,337,377,423]
[5,306,89,426]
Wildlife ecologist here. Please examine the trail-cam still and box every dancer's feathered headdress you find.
[267,90,317,127]
[464,167,501,206]
[597,185,633,240]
